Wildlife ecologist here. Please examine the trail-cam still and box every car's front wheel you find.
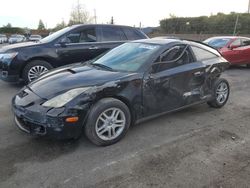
[207,78,230,108]
[85,98,131,146]
[22,60,53,84]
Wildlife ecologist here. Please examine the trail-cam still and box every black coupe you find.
[12,39,230,146]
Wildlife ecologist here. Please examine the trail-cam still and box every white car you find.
[29,35,42,42]
[0,34,8,43]
[8,34,26,44]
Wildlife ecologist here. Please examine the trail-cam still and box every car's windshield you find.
[204,38,231,49]
[40,27,72,43]
[91,42,161,72]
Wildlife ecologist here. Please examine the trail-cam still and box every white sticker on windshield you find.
[139,44,157,50]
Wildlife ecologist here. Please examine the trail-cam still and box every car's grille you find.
[15,116,47,135]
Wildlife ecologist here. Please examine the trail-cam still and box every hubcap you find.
[95,108,126,141]
[28,65,48,82]
[216,82,228,104]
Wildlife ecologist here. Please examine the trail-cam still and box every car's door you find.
[239,38,250,63]
[223,38,244,63]
[55,26,103,65]
[143,44,207,116]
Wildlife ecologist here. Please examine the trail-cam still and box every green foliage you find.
[0,27,24,34]
[38,19,46,30]
[160,13,250,34]
[53,20,66,31]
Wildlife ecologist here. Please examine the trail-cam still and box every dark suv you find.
[0,24,148,83]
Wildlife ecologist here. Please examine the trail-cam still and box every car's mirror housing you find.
[58,37,70,47]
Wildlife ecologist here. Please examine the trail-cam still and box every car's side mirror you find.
[58,37,70,47]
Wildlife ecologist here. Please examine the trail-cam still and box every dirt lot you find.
[0,67,250,188]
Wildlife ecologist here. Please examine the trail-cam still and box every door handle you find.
[88,46,99,50]
[193,71,203,76]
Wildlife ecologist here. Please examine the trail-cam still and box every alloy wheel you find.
[28,65,48,82]
[216,82,229,104]
[95,107,126,141]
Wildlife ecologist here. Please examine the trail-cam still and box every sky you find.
[0,0,249,29]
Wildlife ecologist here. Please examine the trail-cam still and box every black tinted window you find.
[191,46,218,61]
[123,28,143,40]
[66,28,97,43]
[101,26,126,41]
[153,45,193,72]
[241,38,250,46]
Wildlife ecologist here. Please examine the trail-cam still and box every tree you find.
[5,23,12,28]
[38,19,46,30]
[53,20,66,31]
[110,16,114,24]
[68,0,93,25]
[160,12,250,34]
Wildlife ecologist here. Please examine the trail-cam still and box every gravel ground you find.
[0,67,250,188]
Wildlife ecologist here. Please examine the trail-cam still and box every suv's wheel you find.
[22,60,53,84]
[85,98,131,146]
[207,78,230,108]
[246,64,250,68]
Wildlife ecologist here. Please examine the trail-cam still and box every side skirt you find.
[135,98,211,125]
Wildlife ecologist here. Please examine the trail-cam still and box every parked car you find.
[29,35,42,42]
[153,36,180,40]
[204,36,250,67]
[0,34,8,43]
[12,39,230,146]
[8,34,26,44]
[0,24,148,83]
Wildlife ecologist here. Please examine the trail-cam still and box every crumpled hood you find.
[0,42,42,53]
[29,63,131,99]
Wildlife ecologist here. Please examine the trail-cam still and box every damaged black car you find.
[12,39,230,146]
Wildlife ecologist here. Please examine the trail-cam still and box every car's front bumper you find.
[12,95,90,139]
[0,70,19,82]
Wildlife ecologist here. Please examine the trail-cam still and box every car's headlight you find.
[0,52,18,60]
[42,87,90,108]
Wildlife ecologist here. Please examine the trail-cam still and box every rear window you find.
[101,26,126,41]
[191,46,218,61]
[123,28,144,40]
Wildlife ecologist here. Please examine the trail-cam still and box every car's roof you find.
[133,38,209,47]
[70,24,138,29]
[132,39,221,56]
[206,36,250,40]
[133,38,181,45]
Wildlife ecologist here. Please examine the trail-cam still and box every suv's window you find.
[123,28,143,40]
[191,46,217,61]
[153,45,193,72]
[65,28,97,43]
[102,26,126,41]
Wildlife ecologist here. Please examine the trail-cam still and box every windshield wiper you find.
[92,63,114,71]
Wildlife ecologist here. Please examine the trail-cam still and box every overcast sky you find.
[0,0,249,29]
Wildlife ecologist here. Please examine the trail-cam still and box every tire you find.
[246,64,250,68]
[85,98,131,146]
[207,78,230,108]
[22,60,53,84]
